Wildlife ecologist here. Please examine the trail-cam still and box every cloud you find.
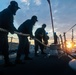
[15,0,76,39]
[21,0,28,3]
[34,0,41,6]
[20,0,30,6]
[20,0,41,6]
[53,10,58,14]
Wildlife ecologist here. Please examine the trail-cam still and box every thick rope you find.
[0,28,30,36]
[0,28,49,47]
[34,38,50,47]
[1,28,75,59]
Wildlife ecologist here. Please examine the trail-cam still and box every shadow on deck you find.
[0,54,76,75]
[0,44,76,75]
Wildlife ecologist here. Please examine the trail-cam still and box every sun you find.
[66,42,72,48]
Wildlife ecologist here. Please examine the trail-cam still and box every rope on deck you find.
[0,28,76,60]
[0,28,49,47]
[0,28,30,36]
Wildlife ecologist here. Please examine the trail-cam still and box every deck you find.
[0,45,76,75]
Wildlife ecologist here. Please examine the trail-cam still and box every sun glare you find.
[66,42,72,48]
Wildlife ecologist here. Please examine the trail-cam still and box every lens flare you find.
[66,42,72,48]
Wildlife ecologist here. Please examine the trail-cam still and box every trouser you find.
[0,34,9,64]
[34,38,44,54]
[16,35,29,60]
[54,39,58,44]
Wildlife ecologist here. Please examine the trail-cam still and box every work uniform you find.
[35,27,46,55]
[0,6,17,65]
[16,18,36,62]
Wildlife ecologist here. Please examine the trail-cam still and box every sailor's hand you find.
[10,31,14,34]
[30,35,35,40]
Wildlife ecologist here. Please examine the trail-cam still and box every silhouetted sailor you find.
[34,24,47,56]
[54,32,58,44]
[15,15,38,64]
[0,1,20,67]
